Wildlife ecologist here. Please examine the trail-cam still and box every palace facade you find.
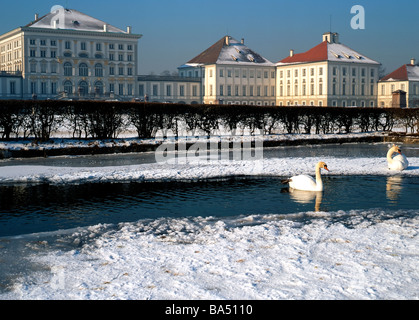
[0,7,141,100]
[0,7,417,108]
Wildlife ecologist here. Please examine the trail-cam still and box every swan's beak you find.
[324,166,329,171]
[398,149,402,154]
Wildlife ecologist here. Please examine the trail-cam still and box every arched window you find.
[78,81,89,96]
[79,63,88,77]
[95,63,103,77]
[64,62,72,76]
[94,81,104,95]
[63,80,73,94]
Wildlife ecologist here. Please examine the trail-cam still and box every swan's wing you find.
[289,175,317,191]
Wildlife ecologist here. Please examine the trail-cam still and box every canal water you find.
[0,143,418,237]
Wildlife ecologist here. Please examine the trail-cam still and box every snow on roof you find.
[380,64,419,82]
[187,36,274,67]
[27,8,127,34]
[407,65,419,81]
[278,40,380,66]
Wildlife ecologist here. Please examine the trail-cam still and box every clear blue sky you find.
[1,0,418,75]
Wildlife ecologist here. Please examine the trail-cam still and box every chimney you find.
[35,13,39,21]
[225,36,230,46]
[127,26,132,34]
[411,58,416,66]
[103,24,108,32]
[53,20,58,29]
[241,38,244,44]
[290,49,294,57]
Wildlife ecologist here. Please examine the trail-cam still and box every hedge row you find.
[0,100,418,141]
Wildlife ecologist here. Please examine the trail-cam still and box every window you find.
[30,62,37,73]
[79,63,88,76]
[95,63,103,77]
[51,40,56,47]
[51,51,56,58]
[94,81,104,95]
[118,54,124,61]
[51,62,57,73]
[381,85,385,95]
[10,81,16,94]
[227,85,231,96]
[109,53,114,61]
[180,85,185,96]
[96,43,102,51]
[220,85,224,96]
[109,66,115,75]
[119,84,124,95]
[242,86,246,96]
[127,45,133,51]
[41,82,47,94]
[109,44,114,50]
[78,81,88,96]
[166,85,171,96]
[81,42,86,51]
[64,80,73,94]
[51,82,57,95]
[41,62,47,73]
[40,40,46,46]
[192,85,198,97]
[127,67,133,76]
[119,44,124,50]
[119,67,124,75]
[219,69,224,77]
[64,62,73,77]
[139,84,144,96]
[30,49,36,57]
[65,41,71,50]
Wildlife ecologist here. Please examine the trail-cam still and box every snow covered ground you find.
[0,134,418,300]
[0,154,418,185]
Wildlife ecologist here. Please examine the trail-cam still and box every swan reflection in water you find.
[282,188,323,212]
[386,175,404,203]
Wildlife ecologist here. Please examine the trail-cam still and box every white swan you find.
[387,144,408,171]
[282,161,329,191]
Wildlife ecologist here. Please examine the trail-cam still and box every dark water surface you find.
[0,174,418,238]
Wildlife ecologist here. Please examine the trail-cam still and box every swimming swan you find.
[281,161,329,191]
[387,145,408,171]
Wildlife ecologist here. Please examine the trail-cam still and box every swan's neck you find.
[387,148,396,163]
[315,165,323,190]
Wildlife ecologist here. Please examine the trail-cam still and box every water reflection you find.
[386,175,404,203]
[282,188,323,212]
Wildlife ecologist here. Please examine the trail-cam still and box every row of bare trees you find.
[0,100,418,141]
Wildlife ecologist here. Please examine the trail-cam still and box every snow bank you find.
[0,156,418,185]
[1,209,417,300]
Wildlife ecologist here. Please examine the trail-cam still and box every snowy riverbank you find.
[0,135,417,301]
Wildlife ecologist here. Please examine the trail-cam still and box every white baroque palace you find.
[0,6,141,100]
[0,7,417,107]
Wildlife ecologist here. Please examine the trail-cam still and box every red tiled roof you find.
[187,36,226,64]
[279,41,328,64]
[380,64,409,81]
